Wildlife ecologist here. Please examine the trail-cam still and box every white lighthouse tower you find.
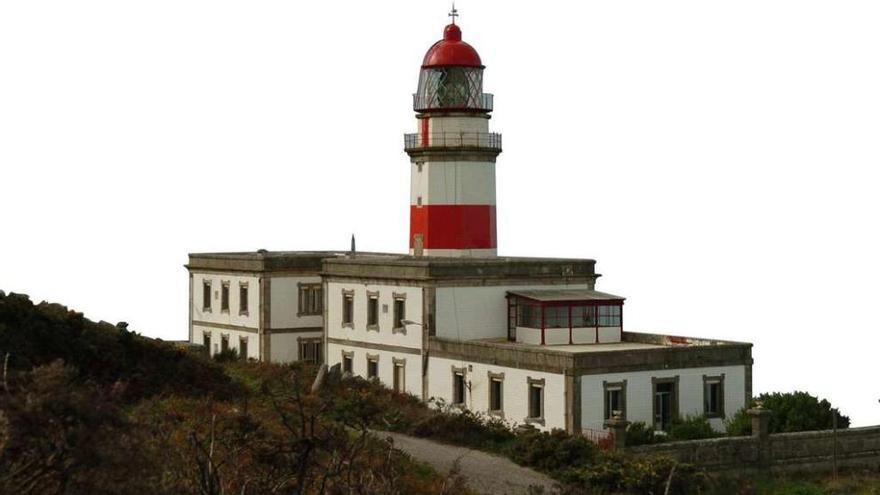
[405,11,501,257]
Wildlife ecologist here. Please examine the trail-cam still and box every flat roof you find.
[508,289,625,302]
[474,338,660,353]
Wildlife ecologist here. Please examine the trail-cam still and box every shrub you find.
[625,421,660,446]
[667,415,720,441]
[726,391,850,436]
[576,452,708,494]
[212,347,239,363]
[505,427,598,476]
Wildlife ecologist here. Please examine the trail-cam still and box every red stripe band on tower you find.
[410,205,497,249]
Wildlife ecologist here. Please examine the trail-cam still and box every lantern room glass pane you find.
[416,67,485,110]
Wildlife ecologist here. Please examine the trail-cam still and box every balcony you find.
[413,93,494,113]
[404,132,502,152]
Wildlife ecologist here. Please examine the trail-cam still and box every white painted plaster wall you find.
[426,115,489,135]
[435,284,590,341]
[597,327,621,343]
[191,272,260,329]
[269,276,322,329]
[326,342,423,398]
[193,325,259,360]
[410,161,496,206]
[326,282,423,350]
[428,356,567,431]
[572,328,597,344]
[579,365,747,432]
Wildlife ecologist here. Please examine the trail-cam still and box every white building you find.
[187,15,753,435]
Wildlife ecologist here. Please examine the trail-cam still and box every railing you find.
[404,132,502,152]
[413,93,494,112]
[583,428,615,450]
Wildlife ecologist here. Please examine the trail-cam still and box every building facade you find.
[187,16,753,435]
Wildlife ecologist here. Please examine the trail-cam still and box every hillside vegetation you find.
[0,291,465,494]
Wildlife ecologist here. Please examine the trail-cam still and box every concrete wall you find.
[628,426,880,475]
[580,365,747,432]
[428,356,567,431]
[435,284,591,342]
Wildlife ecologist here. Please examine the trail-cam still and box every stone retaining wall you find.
[627,426,880,474]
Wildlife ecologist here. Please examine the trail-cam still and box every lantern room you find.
[414,23,493,112]
[507,290,625,346]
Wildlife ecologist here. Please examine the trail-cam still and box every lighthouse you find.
[405,12,501,257]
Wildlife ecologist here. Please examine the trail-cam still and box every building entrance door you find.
[654,382,674,430]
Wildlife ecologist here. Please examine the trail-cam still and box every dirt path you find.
[375,431,560,495]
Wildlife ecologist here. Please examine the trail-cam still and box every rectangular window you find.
[544,306,569,328]
[342,352,353,374]
[342,291,354,327]
[452,370,466,405]
[202,331,212,356]
[299,338,323,365]
[221,282,230,312]
[517,303,541,328]
[571,306,597,327]
[393,297,406,330]
[489,375,504,413]
[239,283,249,315]
[239,337,248,360]
[393,360,405,393]
[598,305,621,327]
[703,375,725,418]
[367,292,379,329]
[202,281,212,311]
[220,334,229,353]
[604,381,627,420]
[298,283,323,316]
[527,379,544,421]
[367,355,379,379]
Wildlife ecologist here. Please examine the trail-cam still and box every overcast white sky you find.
[2,0,879,426]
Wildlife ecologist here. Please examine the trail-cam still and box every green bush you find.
[505,427,598,476]
[0,292,240,402]
[726,391,850,436]
[667,415,720,441]
[625,421,660,446]
[212,347,239,363]
[576,452,708,494]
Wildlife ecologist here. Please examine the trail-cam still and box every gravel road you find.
[375,431,560,495]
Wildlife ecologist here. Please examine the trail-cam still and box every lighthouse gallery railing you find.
[404,132,502,151]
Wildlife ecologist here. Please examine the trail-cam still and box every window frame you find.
[652,376,680,431]
[238,282,249,316]
[526,377,545,425]
[202,280,212,312]
[297,283,323,317]
[392,293,407,334]
[341,290,354,328]
[703,374,725,418]
[341,350,354,374]
[220,281,230,313]
[366,291,380,331]
[488,371,505,416]
[202,331,212,356]
[366,354,379,379]
[238,336,248,360]
[392,357,406,393]
[298,337,323,365]
[603,380,627,420]
[451,366,467,406]
[220,333,229,353]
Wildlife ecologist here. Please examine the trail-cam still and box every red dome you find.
[421,24,483,68]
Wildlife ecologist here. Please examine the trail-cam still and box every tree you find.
[726,391,849,436]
